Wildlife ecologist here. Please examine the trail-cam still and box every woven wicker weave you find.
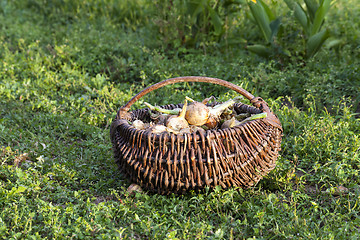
[110,76,282,194]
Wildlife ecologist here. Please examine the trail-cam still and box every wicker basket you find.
[110,76,282,194]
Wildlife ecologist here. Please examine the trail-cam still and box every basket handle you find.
[121,76,254,111]
[117,76,282,130]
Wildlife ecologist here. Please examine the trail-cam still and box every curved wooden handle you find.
[121,76,255,112]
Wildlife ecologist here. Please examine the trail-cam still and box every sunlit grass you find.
[0,0,359,239]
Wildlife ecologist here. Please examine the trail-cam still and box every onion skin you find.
[205,115,219,129]
[166,100,189,132]
[132,119,145,130]
[221,117,240,129]
[185,102,210,126]
[166,116,188,132]
[150,125,167,134]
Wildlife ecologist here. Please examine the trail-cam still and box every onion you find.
[185,101,210,126]
[149,124,167,134]
[166,100,189,132]
[185,96,241,128]
[132,119,145,130]
[143,96,242,129]
[221,117,240,129]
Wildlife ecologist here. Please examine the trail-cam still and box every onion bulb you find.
[221,117,240,129]
[166,100,189,132]
[185,101,210,126]
[185,96,241,128]
[150,124,167,134]
[132,119,145,130]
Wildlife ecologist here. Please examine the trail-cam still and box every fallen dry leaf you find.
[14,153,29,167]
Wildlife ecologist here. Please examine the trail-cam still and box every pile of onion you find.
[132,96,266,134]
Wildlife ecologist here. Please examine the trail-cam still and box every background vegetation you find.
[0,0,359,239]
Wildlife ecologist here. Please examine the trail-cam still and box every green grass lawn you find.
[1,0,360,239]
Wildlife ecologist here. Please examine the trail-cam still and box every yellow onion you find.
[185,96,241,128]
[185,101,210,126]
[144,96,241,129]
[221,117,240,129]
[150,124,167,134]
[132,119,145,130]
[166,100,189,132]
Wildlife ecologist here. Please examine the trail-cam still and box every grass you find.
[1,0,360,239]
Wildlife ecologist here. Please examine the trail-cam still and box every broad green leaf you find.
[208,7,223,35]
[247,44,271,58]
[248,1,272,43]
[246,11,256,23]
[222,0,246,7]
[187,0,205,24]
[270,17,281,42]
[304,0,319,22]
[311,0,331,36]
[326,38,343,49]
[258,0,276,21]
[294,3,310,36]
[306,28,330,58]
[284,0,296,10]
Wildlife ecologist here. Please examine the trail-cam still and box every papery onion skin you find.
[205,115,219,129]
[167,116,189,132]
[221,117,240,129]
[150,125,167,134]
[132,119,145,130]
[166,100,189,132]
[185,102,210,126]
